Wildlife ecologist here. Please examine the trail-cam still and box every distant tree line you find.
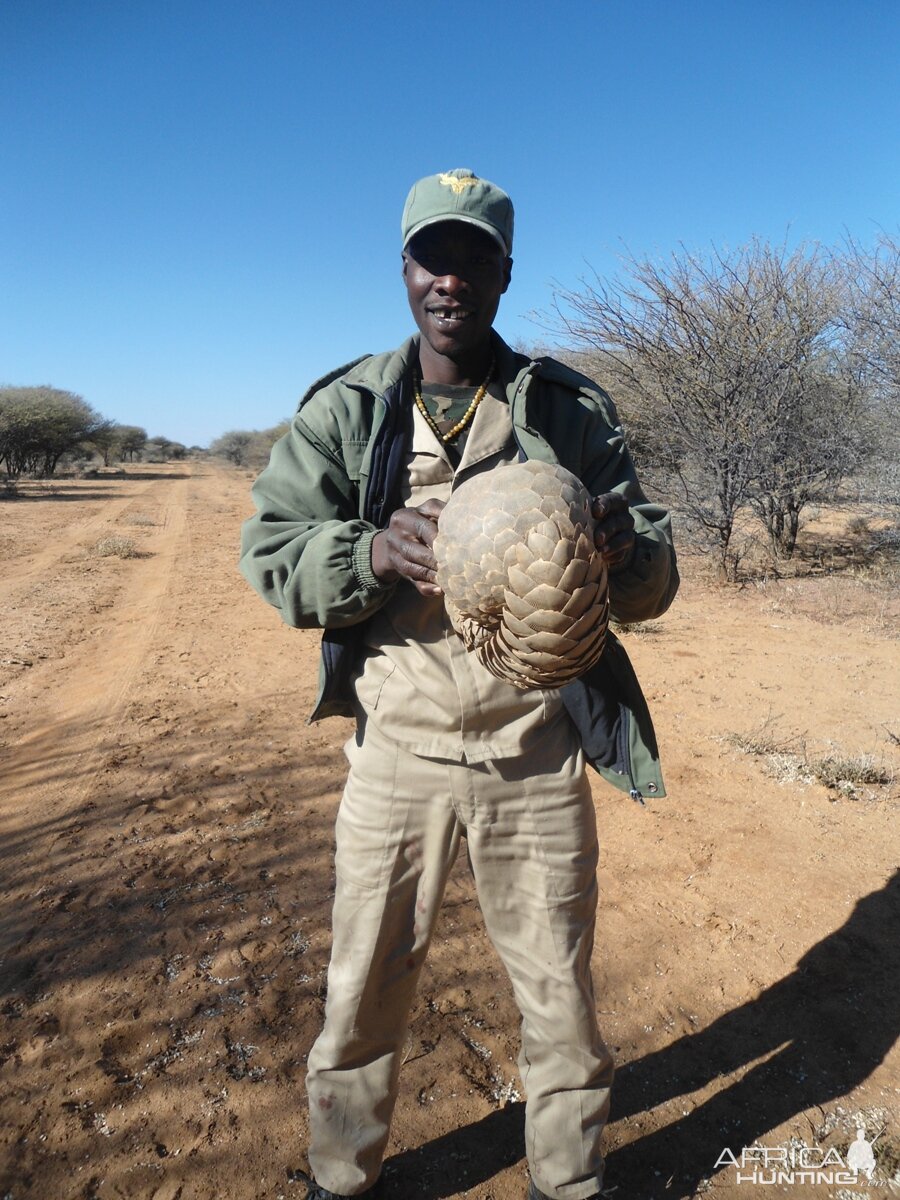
[0,385,190,479]
[544,233,899,578]
[208,423,291,471]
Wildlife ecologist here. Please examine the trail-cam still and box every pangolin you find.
[433,460,609,689]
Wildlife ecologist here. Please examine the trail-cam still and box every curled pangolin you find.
[433,460,609,689]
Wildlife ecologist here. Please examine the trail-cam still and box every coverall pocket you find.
[352,658,396,714]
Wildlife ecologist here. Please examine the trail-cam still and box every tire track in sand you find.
[0,475,163,603]
[0,468,191,858]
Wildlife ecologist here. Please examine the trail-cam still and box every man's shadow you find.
[385,870,898,1198]
[606,868,899,1195]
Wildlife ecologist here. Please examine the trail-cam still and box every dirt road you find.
[1,463,897,1199]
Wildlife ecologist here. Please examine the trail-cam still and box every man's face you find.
[402,222,512,367]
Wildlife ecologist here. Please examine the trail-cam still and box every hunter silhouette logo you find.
[439,172,479,193]
[846,1127,878,1181]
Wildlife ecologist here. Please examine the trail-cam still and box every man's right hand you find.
[371,499,445,596]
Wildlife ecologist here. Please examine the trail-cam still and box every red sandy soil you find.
[1,462,897,1200]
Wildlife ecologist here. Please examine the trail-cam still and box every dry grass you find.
[724,715,895,800]
[89,535,140,559]
[810,754,894,796]
[611,618,665,638]
[748,568,899,635]
[724,713,806,760]
[124,512,157,527]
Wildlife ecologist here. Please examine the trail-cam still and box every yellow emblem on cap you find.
[439,172,479,194]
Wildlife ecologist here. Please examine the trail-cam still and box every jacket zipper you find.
[618,700,645,805]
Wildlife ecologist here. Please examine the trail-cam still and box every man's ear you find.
[401,251,409,283]
[502,256,513,294]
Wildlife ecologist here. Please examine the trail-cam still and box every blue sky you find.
[2,0,898,448]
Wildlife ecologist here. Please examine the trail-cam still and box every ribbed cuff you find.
[351,528,388,592]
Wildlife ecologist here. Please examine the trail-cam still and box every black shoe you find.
[289,1167,383,1200]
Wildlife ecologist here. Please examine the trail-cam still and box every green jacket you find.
[240,332,679,799]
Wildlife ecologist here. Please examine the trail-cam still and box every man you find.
[240,168,678,1200]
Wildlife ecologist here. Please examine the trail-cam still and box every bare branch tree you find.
[547,240,870,574]
[839,231,900,509]
[842,231,900,404]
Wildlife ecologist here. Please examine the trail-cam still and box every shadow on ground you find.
[373,872,899,1198]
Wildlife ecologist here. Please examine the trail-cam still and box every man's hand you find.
[592,492,635,575]
[371,499,446,596]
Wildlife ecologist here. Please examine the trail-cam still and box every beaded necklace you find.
[414,357,495,443]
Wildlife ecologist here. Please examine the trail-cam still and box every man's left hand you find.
[592,492,635,575]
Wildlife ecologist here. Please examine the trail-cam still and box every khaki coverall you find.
[306,388,613,1199]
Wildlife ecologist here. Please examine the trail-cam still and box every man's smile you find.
[428,306,475,329]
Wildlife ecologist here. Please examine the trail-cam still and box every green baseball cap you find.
[401,168,514,256]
